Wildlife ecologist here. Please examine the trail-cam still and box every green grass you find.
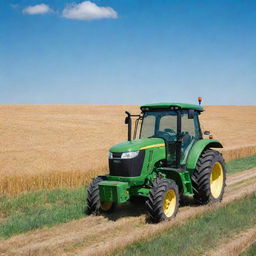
[226,155,256,174]
[0,154,255,239]
[240,243,256,256]
[0,186,87,238]
[116,193,256,256]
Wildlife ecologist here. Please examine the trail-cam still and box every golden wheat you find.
[221,145,256,161]
[0,105,255,195]
[0,168,106,195]
[1,145,255,195]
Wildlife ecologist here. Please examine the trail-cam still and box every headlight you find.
[109,152,113,159]
[121,151,140,159]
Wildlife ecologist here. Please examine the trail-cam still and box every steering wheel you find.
[155,129,176,142]
[163,128,176,135]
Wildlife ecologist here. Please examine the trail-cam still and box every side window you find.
[140,115,155,138]
[194,113,201,139]
[180,111,201,164]
[159,115,177,132]
[181,112,196,137]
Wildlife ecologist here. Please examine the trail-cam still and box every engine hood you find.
[109,138,165,153]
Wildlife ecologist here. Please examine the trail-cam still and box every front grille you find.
[112,152,122,158]
[109,150,145,177]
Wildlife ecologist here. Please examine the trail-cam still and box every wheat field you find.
[0,105,256,195]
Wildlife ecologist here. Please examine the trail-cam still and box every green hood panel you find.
[109,138,165,153]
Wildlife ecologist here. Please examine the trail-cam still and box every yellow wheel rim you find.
[100,202,113,212]
[210,162,224,199]
[163,189,176,218]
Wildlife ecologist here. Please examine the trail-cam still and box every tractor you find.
[87,98,226,223]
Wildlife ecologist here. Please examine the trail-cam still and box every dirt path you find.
[208,226,256,256]
[0,169,255,256]
[227,168,256,186]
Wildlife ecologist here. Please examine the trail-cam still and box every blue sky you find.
[0,0,256,105]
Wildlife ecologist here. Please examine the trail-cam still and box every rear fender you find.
[186,139,223,171]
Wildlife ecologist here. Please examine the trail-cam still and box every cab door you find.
[180,110,201,165]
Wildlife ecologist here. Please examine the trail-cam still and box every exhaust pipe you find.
[125,111,131,141]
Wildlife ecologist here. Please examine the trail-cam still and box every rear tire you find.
[191,149,226,204]
[146,178,179,223]
[87,176,115,215]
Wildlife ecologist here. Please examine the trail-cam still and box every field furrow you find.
[0,168,255,256]
[207,226,256,256]
[227,168,256,186]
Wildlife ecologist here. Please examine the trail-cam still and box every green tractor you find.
[87,99,226,223]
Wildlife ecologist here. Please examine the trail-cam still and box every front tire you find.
[146,178,179,223]
[87,176,114,215]
[191,149,226,204]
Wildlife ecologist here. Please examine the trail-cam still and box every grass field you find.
[241,243,256,256]
[0,169,255,255]
[0,186,86,238]
[115,193,256,256]
[0,105,256,194]
[0,155,255,238]
[226,155,256,174]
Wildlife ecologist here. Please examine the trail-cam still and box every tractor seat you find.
[182,132,192,149]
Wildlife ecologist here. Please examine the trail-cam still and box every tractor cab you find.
[128,103,204,169]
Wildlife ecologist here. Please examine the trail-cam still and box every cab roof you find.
[140,103,204,112]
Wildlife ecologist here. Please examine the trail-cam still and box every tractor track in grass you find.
[207,225,256,256]
[227,168,256,186]
[0,168,255,256]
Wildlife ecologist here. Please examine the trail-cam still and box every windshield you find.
[140,111,177,142]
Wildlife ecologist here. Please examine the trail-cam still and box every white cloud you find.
[23,4,52,15]
[62,1,117,21]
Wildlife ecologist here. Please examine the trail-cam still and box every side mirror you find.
[125,116,130,124]
[204,131,210,135]
[125,111,131,124]
[125,111,132,141]
[188,109,194,119]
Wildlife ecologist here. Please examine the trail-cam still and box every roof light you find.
[198,97,202,106]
